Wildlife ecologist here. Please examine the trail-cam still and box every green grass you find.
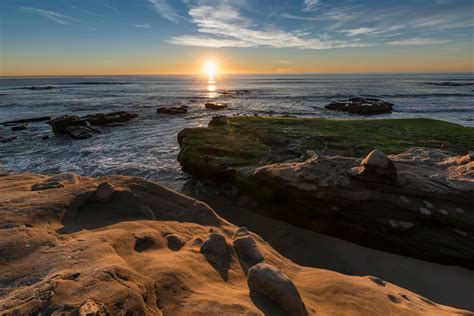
[177,116,474,180]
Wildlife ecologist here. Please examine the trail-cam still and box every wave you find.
[396,108,474,114]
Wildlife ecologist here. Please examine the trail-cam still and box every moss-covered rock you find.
[177,116,474,267]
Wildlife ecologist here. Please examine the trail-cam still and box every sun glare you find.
[204,60,217,77]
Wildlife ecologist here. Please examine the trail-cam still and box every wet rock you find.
[424,82,474,87]
[29,85,54,90]
[48,115,90,134]
[325,97,393,115]
[65,126,96,139]
[360,150,397,182]
[157,106,188,115]
[205,102,227,110]
[233,234,264,268]
[82,111,138,126]
[2,116,52,125]
[0,135,16,143]
[31,181,65,191]
[166,234,184,251]
[11,124,27,131]
[247,263,306,316]
[94,182,115,201]
[200,233,231,271]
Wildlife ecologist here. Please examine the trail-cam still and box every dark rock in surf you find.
[205,102,227,110]
[82,111,138,126]
[157,106,188,115]
[2,116,52,125]
[11,124,27,131]
[325,97,393,115]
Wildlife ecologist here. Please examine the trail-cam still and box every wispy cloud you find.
[340,27,378,37]
[132,23,152,28]
[148,0,181,23]
[388,38,450,46]
[169,3,369,49]
[303,0,320,12]
[21,7,78,25]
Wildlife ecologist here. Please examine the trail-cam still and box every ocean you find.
[1,73,473,189]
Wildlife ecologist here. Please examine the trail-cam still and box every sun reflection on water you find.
[207,75,217,98]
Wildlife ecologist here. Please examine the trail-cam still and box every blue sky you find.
[1,0,473,75]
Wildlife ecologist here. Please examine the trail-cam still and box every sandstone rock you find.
[31,181,65,191]
[205,102,227,110]
[247,263,306,316]
[167,234,184,251]
[157,106,188,115]
[233,228,264,269]
[94,182,115,201]
[200,233,231,271]
[325,97,393,115]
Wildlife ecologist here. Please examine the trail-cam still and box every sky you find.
[0,0,473,76]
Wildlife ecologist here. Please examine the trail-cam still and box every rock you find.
[247,263,306,316]
[65,126,95,139]
[0,135,16,143]
[389,220,415,230]
[325,97,393,115]
[360,150,397,182]
[11,124,27,131]
[438,209,449,216]
[157,106,188,115]
[48,116,90,134]
[167,234,184,251]
[424,82,474,87]
[141,206,156,220]
[233,234,264,268]
[31,181,65,191]
[205,102,227,110]
[29,85,54,90]
[200,233,231,271]
[48,112,137,139]
[79,299,105,315]
[423,201,433,209]
[2,116,52,125]
[94,182,115,201]
[82,111,138,126]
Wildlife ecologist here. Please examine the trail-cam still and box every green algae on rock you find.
[177,116,474,268]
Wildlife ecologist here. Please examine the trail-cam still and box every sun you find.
[204,60,217,77]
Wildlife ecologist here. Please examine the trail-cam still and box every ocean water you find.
[0,73,473,189]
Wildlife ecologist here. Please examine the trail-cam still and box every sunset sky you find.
[1,0,473,76]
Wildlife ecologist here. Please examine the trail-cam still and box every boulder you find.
[157,106,188,115]
[232,228,264,268]
[359,149,397,182]
[167,234,184,251]
[48,116,89,134]
[200,233,231,271]
[247,263,306,316]
[94,182,116,201]
[325,97,393,115]
[205,102,227,110]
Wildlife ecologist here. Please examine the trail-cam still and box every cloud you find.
[303,0,320,12]
[132,23,152,28]
[148,0,181,23]
[169,3,369,49]
[279,60,295,64]
[21,7,77,25]
[388,38,450,46]
[340,27,378,36]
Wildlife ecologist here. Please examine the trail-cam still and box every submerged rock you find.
[325,97,393,115]
[82,111,138,126]
[2,116,52,125]
[247,263,306,316]
[11,124,27,131]
[157,106,188,115]
[205,102,227,110]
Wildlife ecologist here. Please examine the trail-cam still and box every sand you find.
[0,172,472,315]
